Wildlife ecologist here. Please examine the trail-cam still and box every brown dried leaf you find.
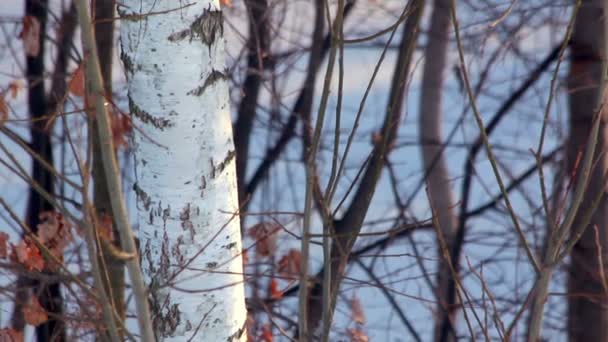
[277,249,301,278]
[268,278,282,299]
[23,296,48,327]
[241,249,249,267]
[97,213,114,242]
[0,327,24,342]
[8,81,21,99]
[111,114,132,151]
[351,295,366,324]
[0,97,8,126]
[20,16,40,57]
[37,211,73,257]
[248,222,280,257]
[347,328,369,342]
[0,232,8,259]
[12,240,43,272]
[68,64,85,97]
[260,324,272,342]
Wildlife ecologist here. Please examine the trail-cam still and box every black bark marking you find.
[133,182,152,210]
[199,175,207,197]
[167,28,190,42]
[120,50,135,74]
[187,69,228,96]
[116,6,142,22]
[227,322,247,341]
[167,9,223,49]
[172,236,186,267]
[129,96,173,130]
[159,231,171,280]
[223,242,237,250]
[180,203,195,240]
[162,205,171,228]
[210,150,236,179]
[191,9,223,46]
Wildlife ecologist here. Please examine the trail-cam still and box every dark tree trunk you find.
[567,1,608,341]
[91,1,124,340]
[20,0,66,341]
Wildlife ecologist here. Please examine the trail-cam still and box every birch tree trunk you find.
[567,1,608,340]
[119,1,247,340]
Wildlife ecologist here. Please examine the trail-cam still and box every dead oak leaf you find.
[23,296,48,327]
[19,16,40,57]
[277,249,301,279]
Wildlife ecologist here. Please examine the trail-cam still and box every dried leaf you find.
[68,64,85,97]
[277,249,301,278]
[37,211,73,259]
[241,249,249,267]
[260,324,272,342]
[23,296,48,327]
[20,16,40,57]
[0,232,8,259]
[351,295,366,324]
[66,292,102,331]
[0,327,24,342]
[111,113,132,150]
[268,278,282,299]
[347,328,369,342]
[12,240,43,272]
[248,222,280,257]
[8,81,21,99]
[97,213,114,242]
[0,97,8,126]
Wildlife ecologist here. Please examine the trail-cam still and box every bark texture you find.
[120,1,247,340]
[15,0,66,340]
[91,0,125,340]
[416,1,457,341]
[567,1,608,341]
[234,0,269,204]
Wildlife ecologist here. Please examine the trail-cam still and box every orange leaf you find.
[278,249,301,278]
[37,211,73,257]
[23,296,48,327]
[260,324,272,342]
[0,97,8,126]
[20,16,40,57]
[0,232,8,259]
[241,249,249,267]
[111,113,132,151]
[12,240,43,272]
[248,222,280,257]
[220,0,233,6]
[0,327,24,342]
[351,295,366,324]
[37,212,73,271]
[68,64,85,97]
[268,278,282,299]
[8,81,21,99]
[97,213,115,242]
[347,328,369,342]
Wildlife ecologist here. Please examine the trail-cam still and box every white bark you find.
[119,1,247,340]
